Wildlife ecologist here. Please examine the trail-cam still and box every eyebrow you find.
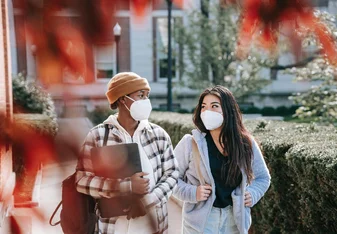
[202,102,220,105]
[138,90,150,95]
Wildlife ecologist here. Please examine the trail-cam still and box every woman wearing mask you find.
[76,72,179,234]
[173,86,270,234]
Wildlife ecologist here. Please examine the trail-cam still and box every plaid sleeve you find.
[141,130,179,209]
[75,129,132,199]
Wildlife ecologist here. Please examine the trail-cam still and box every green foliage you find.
[14,114,58,137]
[241,106,261,114]
[241,105,298,116]
[12,74,58,178]
[87,107,193,126]
[260,106,276,116]
[150,112,337,233]
[87,107,115,126]
[255,120,269,131]
[175,4,272,98]
[289,79,337,126]
[12,73,57,123]
[13,114,58,178]
[286,11,337,126]
[150,112,193,146]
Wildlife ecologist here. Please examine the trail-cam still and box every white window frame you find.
[153,13,183,83]
[94,44,116,82]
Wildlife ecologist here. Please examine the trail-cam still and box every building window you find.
[270,68,278,80]
[153,17,182,81]
[61,39,89,83]
[94,45,115,80]
[93,17,130,79]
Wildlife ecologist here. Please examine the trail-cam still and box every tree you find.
[287,10,337,125]
[175,3,272,98]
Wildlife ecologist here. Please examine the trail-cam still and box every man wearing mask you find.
[76,72,179,234]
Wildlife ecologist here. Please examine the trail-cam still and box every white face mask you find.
[124,96,152,121]
[200,110,223,130]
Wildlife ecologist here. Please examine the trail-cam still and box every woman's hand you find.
[196,184,212,202]
[244,191,252,207]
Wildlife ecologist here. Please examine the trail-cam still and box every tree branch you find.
[270,56,317,70]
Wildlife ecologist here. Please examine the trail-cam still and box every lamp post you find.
[166,0,173,111]
[30,44,37,81]
[113,23,122,74]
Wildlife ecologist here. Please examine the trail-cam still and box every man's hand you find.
[131,172,150,195]
[196,184,212,202]
[126,196,147,220]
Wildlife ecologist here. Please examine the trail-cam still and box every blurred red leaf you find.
[173,0,184,8]
[14,0,185,85]
[0,113,53,233]
[236,0,337,64]
[132,0,152,16]
[10,216,20,234]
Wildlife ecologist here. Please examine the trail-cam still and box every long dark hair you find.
[193,85,254,186]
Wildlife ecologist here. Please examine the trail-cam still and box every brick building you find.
[9,0,337,115]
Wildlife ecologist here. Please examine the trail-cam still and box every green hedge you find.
[241,105,298,117]
[87,107,116,126]
[149,112,337,233]
[13,114,58,137]
[12,74,57,122]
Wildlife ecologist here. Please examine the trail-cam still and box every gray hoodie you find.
[173,129,271,234]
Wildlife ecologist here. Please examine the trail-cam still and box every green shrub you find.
[150,112,193,146]
[87,106,115,126]
[274,106,298,116]
[149,112,337,233]
[87,107,192,126]
[177,108,192,114]
[12,73,57,123]
[14,114,58,137]
[12,74,58,180]
[274,106,289,116]
[12,114,58,178]
[242,106,298,117]
[260,106,276,116]
[243,106,261,114]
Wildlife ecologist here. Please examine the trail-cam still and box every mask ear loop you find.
[121,96,133,112]
[124,95,136,102]
[123,102,131,112]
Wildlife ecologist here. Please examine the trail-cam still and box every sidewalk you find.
[10,117,182,233]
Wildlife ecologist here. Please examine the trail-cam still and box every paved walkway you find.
[10,118,182,233]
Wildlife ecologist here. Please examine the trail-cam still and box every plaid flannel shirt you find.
[76,121,179,234]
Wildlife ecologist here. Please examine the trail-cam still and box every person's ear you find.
[119,96,126,105]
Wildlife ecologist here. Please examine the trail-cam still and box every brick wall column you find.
[0,0,16,227]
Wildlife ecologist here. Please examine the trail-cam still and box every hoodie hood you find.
[103,114,150,136]
[191,128,206,143]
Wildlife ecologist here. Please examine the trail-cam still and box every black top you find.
[205,133,237,208]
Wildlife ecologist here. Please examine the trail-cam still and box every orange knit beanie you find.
[105,72,151,105]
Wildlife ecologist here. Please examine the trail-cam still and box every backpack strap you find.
[191,137,206,186]
[49,201,62,226]
[49,125,110,228]
[103,124,110,146]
